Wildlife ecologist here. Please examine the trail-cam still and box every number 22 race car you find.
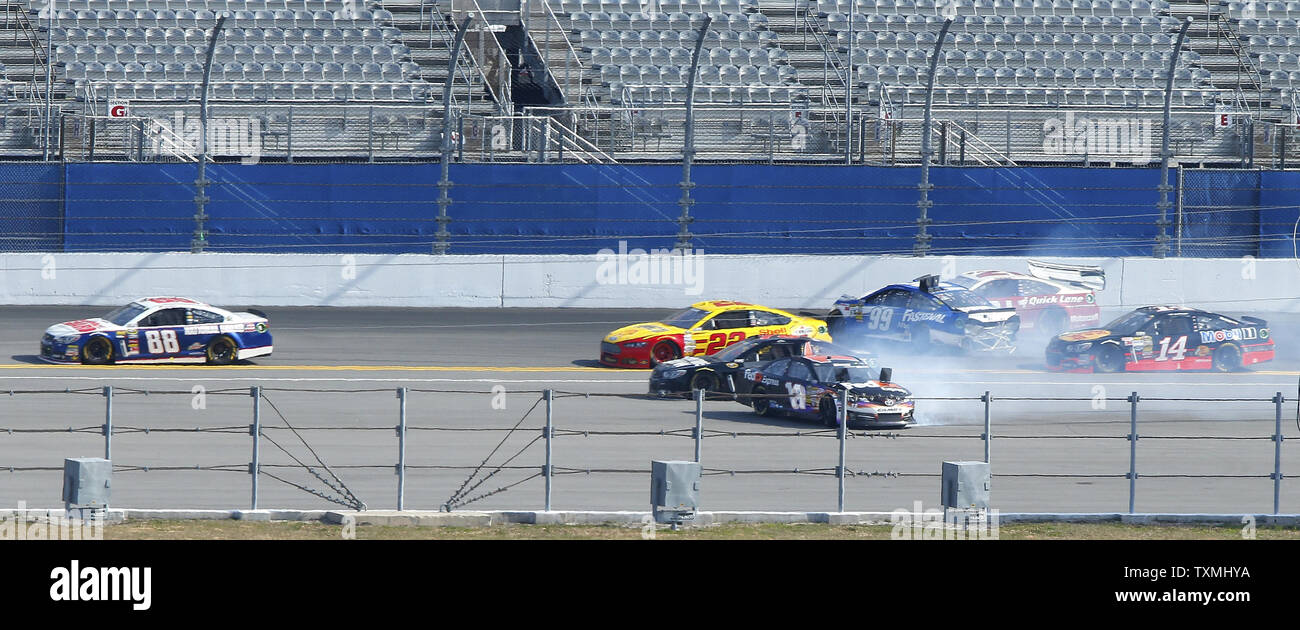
[39,297,273,365]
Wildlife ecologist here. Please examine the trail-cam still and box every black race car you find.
[647,336,864,396]
[744,354,915,429]
[1046,306,1275,373]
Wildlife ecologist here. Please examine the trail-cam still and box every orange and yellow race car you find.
[600,300,832,368]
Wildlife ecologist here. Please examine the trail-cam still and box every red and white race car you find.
[948,260,1105,337]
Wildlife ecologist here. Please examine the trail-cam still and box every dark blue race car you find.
[827,275,1020,353]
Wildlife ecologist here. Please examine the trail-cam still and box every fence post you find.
[1127,391,1139,514]
[397,387,407,511]
[981,390,991,464]
[1273,392,1283,515]
[837,389,848,513]
[286,105,294,163]
[367,105,374,163]
[544,389,553,511]
[250,386,261,511]
[694,388,703,463]
[102,386,113,461]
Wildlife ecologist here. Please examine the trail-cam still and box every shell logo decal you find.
[1058,329,1110,342]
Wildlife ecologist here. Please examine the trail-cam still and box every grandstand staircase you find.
[0,1,54,151]
[1166,0,1269,114]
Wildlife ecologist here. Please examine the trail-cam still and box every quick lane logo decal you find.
[1200,327,1261,343]
[49,560,152,611]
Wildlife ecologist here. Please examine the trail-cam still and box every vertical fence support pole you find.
[837,389,848,513]
[397,387,407,511]
[1273,392,1283,515]
[1128,392,1139,514]
[102,386,113,461]
[694,388,704,463]
[250,386,261,511]
[981,390,991,464]
[544,389,553,511]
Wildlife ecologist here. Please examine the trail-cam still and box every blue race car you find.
[39,297,272,365]
[827,275,1020,353]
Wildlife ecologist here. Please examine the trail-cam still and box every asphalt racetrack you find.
[2,306,1299,514]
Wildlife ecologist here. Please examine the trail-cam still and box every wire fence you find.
[1,385,1293,514]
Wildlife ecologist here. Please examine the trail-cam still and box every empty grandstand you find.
[0,0,1293,163]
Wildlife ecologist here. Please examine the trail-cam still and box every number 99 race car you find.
[1046,306,1274,373]
[40,297,273,365]
[828,275,1019,353]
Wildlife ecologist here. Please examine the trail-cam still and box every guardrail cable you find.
[443,394,545,511]
[258,391,365,511]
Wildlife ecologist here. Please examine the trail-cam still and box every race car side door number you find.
[1154,335,1188,362]
[144,329,181,355]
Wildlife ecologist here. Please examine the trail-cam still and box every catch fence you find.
[0,384,1294,514]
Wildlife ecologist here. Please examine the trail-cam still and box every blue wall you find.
[2,162,1291,256]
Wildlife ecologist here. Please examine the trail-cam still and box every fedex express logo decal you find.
[1200,327,1269,343]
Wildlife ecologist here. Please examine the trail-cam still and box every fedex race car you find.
[1046,306,1274,373]
[40,297,272,365]
[949,260,1105,336]
[601,300,831,368]
[827,275,1020,353]
[745,355,915,429]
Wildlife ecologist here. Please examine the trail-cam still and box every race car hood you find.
[842,381,913,399]
[1055,329,1113,343]
[45,318,116,336]
[953,305,1018,324]
[604,322,683,343]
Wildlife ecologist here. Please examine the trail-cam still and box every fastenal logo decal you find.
[595,240,705,296]
[49,560,152,611]
[1043,112,1153,165]
[147,112,262,164]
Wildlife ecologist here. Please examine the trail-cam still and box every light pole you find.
[1155,17,1193,259]
[915,18,953,257]
[435,16,474,255]
[42,0,55,160]
[192,13,228,253]
[845,0,854,165]
[676,15,712,251]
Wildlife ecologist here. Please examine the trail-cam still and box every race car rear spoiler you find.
[1240,315,1267,327]
[1026,259,1106,291]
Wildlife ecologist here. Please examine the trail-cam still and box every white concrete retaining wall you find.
[2,253,1299,311]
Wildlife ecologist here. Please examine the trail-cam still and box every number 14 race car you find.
[1046,306,1273,373]
[40,297,273,365]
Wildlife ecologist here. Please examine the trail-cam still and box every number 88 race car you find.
[1046,306,1273,373]
[40,297,273,365]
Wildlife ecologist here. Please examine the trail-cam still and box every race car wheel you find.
[1038,308,1069,337]
[911,326,931,353]
[1093,343,1126,373]
[751,385,773,416]
[206,336,239,366]
[827,310,846,336]
[650,340,681,366]
[819,397,840,428]
[81,336,113,365]
[689,370,718,393]
[1213,344,1243,373]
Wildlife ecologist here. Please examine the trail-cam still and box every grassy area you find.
[101,519,1300,540]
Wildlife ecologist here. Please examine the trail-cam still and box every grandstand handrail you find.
[451,0,514,114]
[930,118,1017,167]
[1209,10,1266,121]
[801,10,847,109]
[426,0,510,114]
[529,0,597,109]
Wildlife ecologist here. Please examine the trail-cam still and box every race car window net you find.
[762,358,792,377]
[750,310,790,326]
[817,365,877,384]
[661,307,708,329]
[188,309,225,324]
[102,303,147,326]
[1103,311,1155,335]
[786,362,814,381]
